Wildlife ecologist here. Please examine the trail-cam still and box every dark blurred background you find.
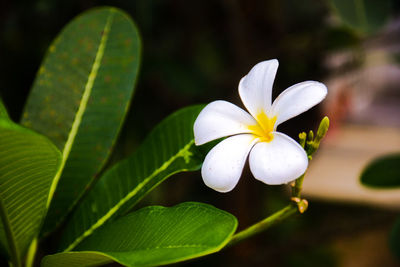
[1,1,400,266]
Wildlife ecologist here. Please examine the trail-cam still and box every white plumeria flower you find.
[193,59,327,193]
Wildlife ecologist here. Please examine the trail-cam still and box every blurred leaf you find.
[42,202,237,267]
[328,0,392,35]
[0,99,9,120]
[59,105,206,251]
[21,7,141,235]
[324,27,360,51]
[0,117,61,264]
[389,216,400,260]
[360,153,400,188]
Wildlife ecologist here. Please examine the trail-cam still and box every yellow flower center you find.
[247,112,277,142]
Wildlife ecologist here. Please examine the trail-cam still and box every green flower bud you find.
[316,116,330,143]
[307,130,314,141]
[298,132,307,148]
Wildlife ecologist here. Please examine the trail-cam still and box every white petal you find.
[271,81,327,127]
[249,132,308,185]
[238,59,278,118]
[193,100,257,145]
[201,134,257,192]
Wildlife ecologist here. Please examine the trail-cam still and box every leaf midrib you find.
[63,140,195,252]
[46,9,116,208]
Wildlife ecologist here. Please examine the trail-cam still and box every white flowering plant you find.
[194,59,327,192]
[0,7,329,267]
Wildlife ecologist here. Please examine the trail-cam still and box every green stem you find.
[227,204,298,247]
[226,118,331,247]
[0,198,21,267]
[292,173,305,199]
[227,169,308,247]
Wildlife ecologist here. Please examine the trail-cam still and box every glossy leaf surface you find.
[59,105,206,251]
[21,7,141,234]
[42,202,237,267]
[0,117,61,264]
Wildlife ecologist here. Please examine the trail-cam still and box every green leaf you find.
[360,153,400,188]
[0,99,10,260]
[328,0,392,35]
[59,105,206,251]
[0,99,9,120]
[42,202,237,267]
[0,118,61,265]
[21,7,141,235]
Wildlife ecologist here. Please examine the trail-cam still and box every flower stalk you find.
[291,173,305,199]
[227,116,329,247]
[227,204,298,247]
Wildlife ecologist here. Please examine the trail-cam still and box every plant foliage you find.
[0,6,238,267]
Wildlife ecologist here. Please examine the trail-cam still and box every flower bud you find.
[316,116,329,143]
[298,132,307,148]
